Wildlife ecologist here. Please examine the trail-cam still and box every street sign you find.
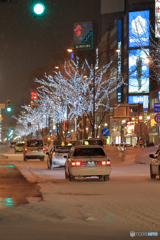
[154,103,160,112]
[154,114,160,123]
[101,128,110,137]
[0,104,5,109]
[135,122,148,134]
[66,133,71,139]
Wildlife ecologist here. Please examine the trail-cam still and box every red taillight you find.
[43,147,45,153]
[97,160,110,166]
[25,147,27,154]
[71,161,86,167]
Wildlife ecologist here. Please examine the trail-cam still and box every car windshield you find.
[27,140,43,147]
[73,148,106,157]
[55,146,71,153]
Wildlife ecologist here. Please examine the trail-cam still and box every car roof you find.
[72,145,104,149]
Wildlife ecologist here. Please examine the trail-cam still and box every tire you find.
[150,165,156,179]
[47,160,50,169]
[24,157,27,162]
[70,176,75,182]
[50,164,54,170]
[65,169,69,179]
[104,175,109,181]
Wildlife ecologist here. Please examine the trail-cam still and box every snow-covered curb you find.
[135,146,158,164]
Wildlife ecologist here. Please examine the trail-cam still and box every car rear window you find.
[17,143,24,147]
[27,140,43,147]
[83,139,103,146]
[55,146,71,153]
[73,148,106,157]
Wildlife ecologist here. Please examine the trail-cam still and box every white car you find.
[65,145,111,181]
[149,149,160,179]
[46,145,72,170]
[24,139,45,161]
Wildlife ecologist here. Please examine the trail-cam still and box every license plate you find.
[86,161,96,166]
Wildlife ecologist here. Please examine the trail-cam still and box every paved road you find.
[0,148,159,240]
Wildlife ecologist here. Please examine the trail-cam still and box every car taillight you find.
[71,161,86,167]
[43,147,45,153]
[97,160,110,166]
[25,147,27,154]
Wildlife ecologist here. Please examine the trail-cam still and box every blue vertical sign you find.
[117,19,122,103]
[129,10,150,48]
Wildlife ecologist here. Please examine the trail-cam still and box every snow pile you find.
[121,147,141,164]
[135,146,158,164]
[104,145,120,158]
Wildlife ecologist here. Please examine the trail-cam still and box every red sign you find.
[154,114,160,123]
[31,92,37,100]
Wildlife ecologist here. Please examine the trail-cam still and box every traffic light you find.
[32,1,46,16]
[6,100,12,112]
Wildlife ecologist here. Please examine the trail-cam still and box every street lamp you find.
[67,48,119,138]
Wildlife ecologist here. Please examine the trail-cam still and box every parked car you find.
[23,139,45,161]
[149,149,160,179]
[10,141,16,148]
[46,145,72,170]
[65,145,111,181]
[15,143,24,153]
[114,143,133,151]
[44,143,49,152]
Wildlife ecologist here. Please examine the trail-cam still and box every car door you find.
[152,149,160,174]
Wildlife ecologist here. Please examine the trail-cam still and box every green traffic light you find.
[33,3,45,15]
[7,107,12,112]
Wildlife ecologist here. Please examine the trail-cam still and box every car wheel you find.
[65,169,69,179]
[150,165,156,179]
[104,175,109,181]
[50,164,54,170]
[70,176,75,182]
[24,157,27,162]
[47,159,50,169]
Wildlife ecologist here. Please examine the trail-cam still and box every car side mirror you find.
[149,154,155,158]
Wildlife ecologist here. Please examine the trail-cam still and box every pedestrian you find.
[139,138,143,149]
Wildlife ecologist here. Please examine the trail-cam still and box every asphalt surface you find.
[0,164,42,208]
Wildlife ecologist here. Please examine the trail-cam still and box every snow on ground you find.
[135,146,158,164]
[0,147,159,239]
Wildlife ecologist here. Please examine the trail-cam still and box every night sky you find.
[0,0,101,127]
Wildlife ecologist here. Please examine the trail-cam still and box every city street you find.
[0,148,159,240]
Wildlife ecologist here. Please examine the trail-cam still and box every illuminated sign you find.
[73,22,93,50]
[31,91,37,100]
[128,95,149,104]
[126,122,135,134]
[128,49,149,93]
[155,0,160,38]
[117,19,122,103]
[129,10,149,47]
